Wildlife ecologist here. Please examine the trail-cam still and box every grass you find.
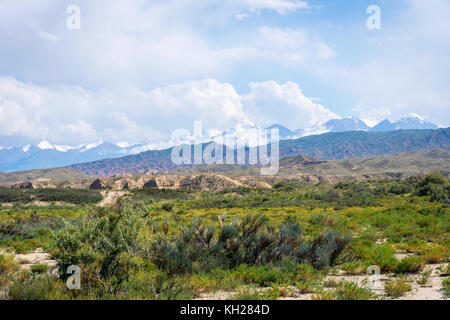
[394,256,424,274]
[313,281,376,300]
[443,278,450,299]
[384,277,412,298]
[417,268,433,287]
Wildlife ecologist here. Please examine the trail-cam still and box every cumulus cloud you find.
[242,81,338,130]
[0,0,321,88]
[0,76,337,147]
[316,0,450,126]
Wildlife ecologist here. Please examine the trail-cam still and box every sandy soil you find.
[195,263,448,300]
[99,191,127,207]
[1,248,58,274]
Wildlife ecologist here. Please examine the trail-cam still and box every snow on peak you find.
[22,144,31,152]
[116,141,130,148]
[406,113,424,121]
[78,139,104,152]
[37,140,54,150]
[54,144,75,152]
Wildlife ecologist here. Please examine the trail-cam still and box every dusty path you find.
[99,191,127,207]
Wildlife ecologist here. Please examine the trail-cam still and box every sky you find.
[0,0,449,148]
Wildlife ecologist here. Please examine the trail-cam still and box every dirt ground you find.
[195,263,448,300]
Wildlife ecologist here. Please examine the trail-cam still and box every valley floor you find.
[0,174,449,300]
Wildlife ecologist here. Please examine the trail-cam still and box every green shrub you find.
[31,264,50,275]
[443,278,450,299]
[52,204,150,297]
[413,174,449,202]
[384,277,412,298]
[161,203,174,212]
[422,245,449,263]
[394,256,424,274]
[333,281,375,300]
[0,254,19,298]
[30,188,103,204]
[7,274,69,300]
[417,267,433,286]
[312,281,375,300]
[232,265,283,287]
[150,215,350,274]
[361,245,398,273]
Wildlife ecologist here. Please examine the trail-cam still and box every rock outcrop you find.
[89,178,109,190]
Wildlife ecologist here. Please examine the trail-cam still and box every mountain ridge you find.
[68,127,450,177]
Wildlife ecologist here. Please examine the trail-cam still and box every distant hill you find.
[68,127,450,177]
[0,168,88,185]
[166,149,450,178]
[279,148,450,177]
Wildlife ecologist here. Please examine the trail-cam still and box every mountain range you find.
[0,140,143,172]
[0,114,443,173]
[69,127,450,177]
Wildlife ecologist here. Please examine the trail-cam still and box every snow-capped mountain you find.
[265,124,296,139]
[0,114,441,173]
[368,119,397,132]
[0,140,144,172]
[323,117,370,132]
[394,114,438,130]
[369,115,438,132]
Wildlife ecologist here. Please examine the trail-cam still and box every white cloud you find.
[0,0,322,88]
[0,76,336,147]
[242,81,338,129]
[257,26,335,62]
[318,0,450,126]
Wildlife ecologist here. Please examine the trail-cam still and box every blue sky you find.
[0,0,449,147]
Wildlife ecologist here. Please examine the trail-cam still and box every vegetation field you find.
[0,174,449,300]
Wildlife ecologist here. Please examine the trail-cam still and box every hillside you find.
[279,148,450,177]
[0,168,89,185]
[68,128,450,177]
[166,149,450,178]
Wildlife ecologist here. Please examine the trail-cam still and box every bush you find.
[0,254,19,298]
[422,245,449,263]
[0,187,103,204]
[52,204,150,297]
[384,277,412,298]
[31,264,50,275]
[333,281,375,300]
[443,278,450,299]
[413,174,449,202]
[394,256,424,274]
[7,274,69,300]
[150,215,350,274]
[232,265,283,287]
[30,188,103,204]
[312,281,375,300]
[161,203,174,212]
[359,245,398,273]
